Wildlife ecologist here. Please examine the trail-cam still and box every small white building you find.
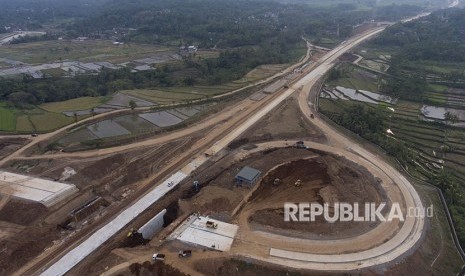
[169,214,239,251]
[187,45,198,53]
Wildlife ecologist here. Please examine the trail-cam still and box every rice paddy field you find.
[320,96,465,181]
[0,103,16,132]
[321,63,465,183]
[122,63,289,103]
[121,89,205,104]
[0,40,174,65]
[58,105,205,146]
[327,65,379,92]
[40,97,106,113]
[0,102,77,133]
[0,59,290,134]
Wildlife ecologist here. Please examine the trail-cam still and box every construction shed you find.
[235,166,261,186]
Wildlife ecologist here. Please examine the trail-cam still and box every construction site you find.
[0,23,463,276]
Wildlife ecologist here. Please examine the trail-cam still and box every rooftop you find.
[170,215,239,252]
[235,166,261,182]
[0,171,78,207]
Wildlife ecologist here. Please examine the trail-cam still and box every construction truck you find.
[178,250,192,258]
[273,178,281,186]
[206,220,218,229]
[152,253,165,261]
[127,228,138,238]
[296,141,306,149]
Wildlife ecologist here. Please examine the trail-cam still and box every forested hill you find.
[0,0,109,30]
[372,8,465,62]
[66,0,423,48]
[68,0,352,47]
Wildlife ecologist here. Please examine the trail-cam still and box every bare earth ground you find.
[191,182,463,276]
[109,188,462,276]
[2,35,463,274]
[0,135,204,275]
[0,137,30,160]
[234,94,326,145]
[248,156,386,240]
[86,144,385,276]
[74,75,462,275]
[7,58,321,274]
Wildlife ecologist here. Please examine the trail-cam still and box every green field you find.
[320,97,465,179]
[327,65,379,92]
[28,111,74,132]
[40,97,105,113]
[0,101,81,133]
[0,40,174,64]
[123,83,242,102]
[233,64,289,84]
[409,61,465,75]
[321,59,465,182]
[122,89,205,103]
[15,115,35,132]
[124,62,290,103]
[320,51,465,180]
[1,59,293,133]
[0,103,16,131]
[41,67,67,78]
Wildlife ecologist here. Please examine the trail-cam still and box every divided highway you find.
[6,21,430,275]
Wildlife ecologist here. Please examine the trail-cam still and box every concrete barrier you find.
[138,209,167,240]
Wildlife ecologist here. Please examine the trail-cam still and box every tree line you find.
[373,8,465,63]
[0,43,301,107]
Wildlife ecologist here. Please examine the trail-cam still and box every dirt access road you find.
[0,40,313,166]
[224,26,425,271]
[11,40,316,276]
[231,139,423,270]
[12,26,424,274]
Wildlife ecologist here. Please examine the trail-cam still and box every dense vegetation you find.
[0,0,436,107]
[0,45,300,106]
[373,8,465,62]
[324,96,465,246]
[0,0,109,30]
[326,103,414,163]
[68,0,362,47]
[326,7,465,248]
[367,8,465,102]
[0,0,357,106]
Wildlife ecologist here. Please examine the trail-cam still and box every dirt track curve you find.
[4,23,430,274]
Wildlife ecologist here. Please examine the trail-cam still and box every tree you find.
[434,168,460,204]
[183,76,196,86]
[129,100,137,110]
[444,111,459,147]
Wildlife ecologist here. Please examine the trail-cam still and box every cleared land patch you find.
[40,97,105,113]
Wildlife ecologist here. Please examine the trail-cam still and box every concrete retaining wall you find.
[138,209,167,239]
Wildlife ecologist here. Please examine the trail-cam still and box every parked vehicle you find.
[295,141,306,149]
[152,253,165,261]
[273,178,281,186]
[178,250,192,257]
[206,220,218,229]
